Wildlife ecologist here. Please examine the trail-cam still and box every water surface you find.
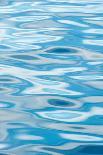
[0,0,103,154]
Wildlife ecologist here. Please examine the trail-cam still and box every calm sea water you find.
[0,0,103,154]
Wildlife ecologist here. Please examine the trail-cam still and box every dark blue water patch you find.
[78,145,103,155]
[49,99,75,107]
[45,47,78,54]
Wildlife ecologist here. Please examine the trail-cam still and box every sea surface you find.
[0,0,103,154]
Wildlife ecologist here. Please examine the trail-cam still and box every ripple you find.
[60,133,103,142]
[10,54,39,61]
[36,107,103,123]
[0,0,103,154]
[0,101,14,109]
[36,110,84,122]
[0,144,9,150]
[16,134,43,141]
[58,19,89,28]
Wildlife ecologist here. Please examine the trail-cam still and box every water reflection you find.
[0,0,103,154]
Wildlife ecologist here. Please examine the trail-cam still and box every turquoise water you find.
[0,0,103,154]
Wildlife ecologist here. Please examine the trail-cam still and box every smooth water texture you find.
[0,0,103,154]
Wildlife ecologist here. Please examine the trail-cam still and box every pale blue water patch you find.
[0,0,103,154]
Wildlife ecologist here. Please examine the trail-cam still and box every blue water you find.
[0,0,103,154]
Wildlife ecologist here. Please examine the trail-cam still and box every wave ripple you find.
[0,0,103,154]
